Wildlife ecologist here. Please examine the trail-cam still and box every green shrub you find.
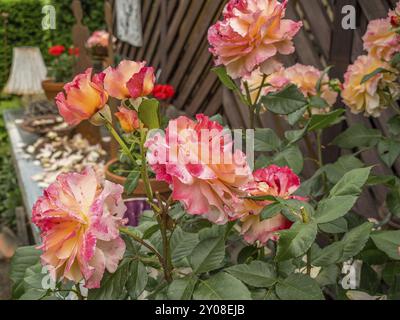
[0,0,105,90]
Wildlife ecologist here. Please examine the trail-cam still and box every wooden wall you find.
[109,0,399,219]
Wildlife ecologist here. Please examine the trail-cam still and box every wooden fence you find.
[109,0,399,219]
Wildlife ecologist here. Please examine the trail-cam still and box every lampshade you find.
[3,47,47,95]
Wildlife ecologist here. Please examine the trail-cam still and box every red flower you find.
[153,84,175,101]
[48,45,66,56]
[68,47,80,57]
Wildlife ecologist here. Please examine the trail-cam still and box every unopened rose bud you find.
[329,79,343,93]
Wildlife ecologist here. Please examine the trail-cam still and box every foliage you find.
[0,0,105,89]
[0,95,21,230]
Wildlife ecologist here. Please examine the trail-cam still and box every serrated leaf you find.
[87,259,130,300]
[193,273,252,300]
[126,261,148,299]
[341,222,374,261]
[190,237,225,274]
[315,195,357,224]
[333,124,382,149]
[260,202,283,220]
[276,274,324,300]
[276,222,318,262]
[167,277,197,300]
[330,167,372,197]
[319,217,348,234]
[378,139,400,167]
[171,228,199,264]
[308,109,344,132]
[324,155,364,184]
[371,231,400,261]
[225,261,277,288]
[10,246,41,299]
[272,145,304,175]
[254,128,282,152]
[262,84,307,115]
[311,242,344,267]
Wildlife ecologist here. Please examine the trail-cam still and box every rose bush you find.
[10,0,400,301]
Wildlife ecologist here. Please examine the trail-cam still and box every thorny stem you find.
[301,207,312,276]
[120,227,163,263]
[104,121,137,165]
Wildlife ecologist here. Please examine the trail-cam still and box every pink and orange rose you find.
[55,68,109,126]
[208,0,302,79]
[102,60,155,100]
[32,168,127,289]
[341,55,400,117]
[145,115,253,224]
[240,165,302,245]
[363,17,400,62]
[115,107,140,133]
[87,30,112,48]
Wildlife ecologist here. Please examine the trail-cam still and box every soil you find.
[0,260,11,300]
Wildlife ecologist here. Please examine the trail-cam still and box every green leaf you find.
[254,128,282,152]
[87,259,130,300]
[308,109,345,132]
[388,115,400,136]
[260,202,284,220]
[361,67,389,84]
[276,222,318,262]
[261,84,308,115]
[276,274,324,300]
[167,277,197,300]
[333,124,382,149]
[378,139,400,167]
[329,167,372,197]
[272,145,304,175]
[309,96,329,109]
[225,261,277,288]
[209,114,225,126]
[126,261,148,299]
[10,246,41,299]
[138,98,160,129]
[387,189,400,218]
[316,66,333,93]
[311,242,344,267]
[382,262,400,286]
[371,231,400,260]
[212,66,237,91]
[124,171,140,194]
[315,265,340,287]
[319,217,348,234]
[171,227,199,264]
[189,237,225,274]
[324,155,364,184]
[193,273,252,300]
[288,106,308,125]
[341,222,374,261]
[285,126,308,145]
[315,195,357,224]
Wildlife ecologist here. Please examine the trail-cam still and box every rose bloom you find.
[49,45,65,57]
[87,30,111,48]
[102,60,155,100]
[244,64,338,113]
[153,84,175,100]
[363,18,400,62]
[208,0,302,79]
[32,168,127,289]
[115,107,140,133]
[145,114,253,224]
[342,55,400,117]
[240,165,302,245]
[56,68,109,126]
